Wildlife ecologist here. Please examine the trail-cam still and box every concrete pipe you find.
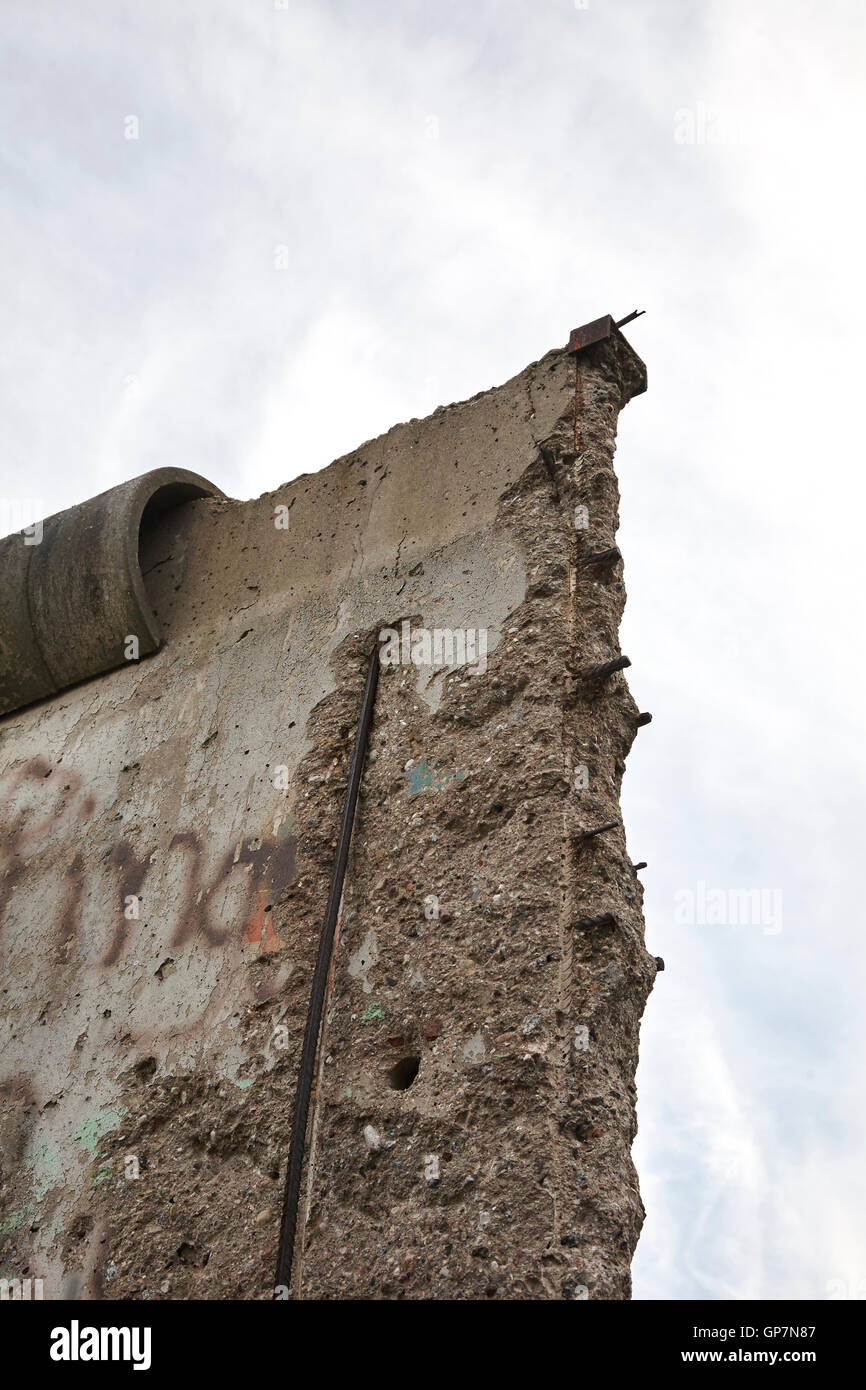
[0,467,224,718]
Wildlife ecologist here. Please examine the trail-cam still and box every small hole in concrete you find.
[388,1056,420,1091]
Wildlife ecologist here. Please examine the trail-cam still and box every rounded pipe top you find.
[0,468,224,718]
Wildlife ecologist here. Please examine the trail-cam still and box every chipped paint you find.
[348,929,378,993]
[405,760,467,797]
[73,1109,125,1159]
[359,1002,385,1024]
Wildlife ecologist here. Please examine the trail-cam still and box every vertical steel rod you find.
[274,641,380,1296]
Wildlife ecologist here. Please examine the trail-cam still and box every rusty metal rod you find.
[274,641,380,1297]
[572,911,618,931]
[575,820,619,843]
[583,655,631,684]
[582,546,622,572]
[615,310,645,328]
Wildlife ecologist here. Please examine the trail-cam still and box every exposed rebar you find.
[274,641,380,1297]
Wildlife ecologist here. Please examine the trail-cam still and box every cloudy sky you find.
[2,0,864,1300]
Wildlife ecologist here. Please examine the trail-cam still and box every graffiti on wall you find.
[0,757,298,969]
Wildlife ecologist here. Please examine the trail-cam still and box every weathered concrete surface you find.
[0,328,656,1299]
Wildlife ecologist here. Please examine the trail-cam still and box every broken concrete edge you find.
[276,329,646,502]
[0,321,646,724]
[0,468,225,718]
[0,325,655,1300]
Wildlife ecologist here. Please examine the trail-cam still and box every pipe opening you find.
[138,485,211,634]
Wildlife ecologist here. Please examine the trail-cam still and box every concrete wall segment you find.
[0,332,653,1300]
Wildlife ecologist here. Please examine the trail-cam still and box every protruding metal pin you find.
[615,310,646,329]
[572,912,618,931]
[584,655,631,685]
[582,546,622,573]
[575,820,619,843]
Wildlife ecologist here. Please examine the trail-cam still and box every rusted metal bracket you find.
[274,641,380,1297]
[567,310,645,354]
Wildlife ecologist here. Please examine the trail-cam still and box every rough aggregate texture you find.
[0,332,656,1300]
